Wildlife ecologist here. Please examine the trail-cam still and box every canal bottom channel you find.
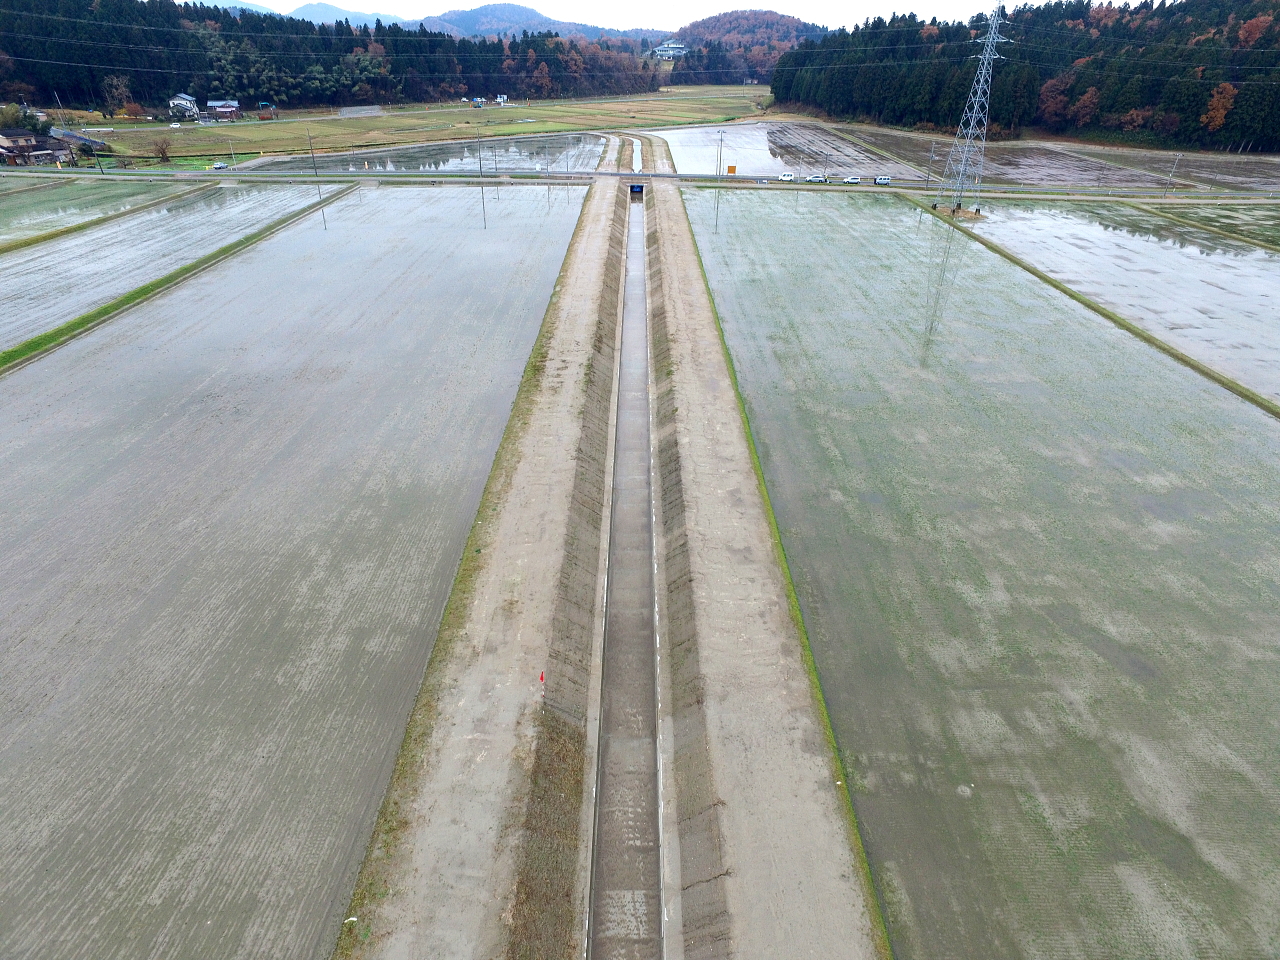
[587,197,663,959]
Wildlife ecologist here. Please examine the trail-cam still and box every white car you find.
[842,176,860,184]
[169,122,181,128]
[874,175,892,185]
[778,172,795,182]
[805,174,827,183]
[212,161,228,170]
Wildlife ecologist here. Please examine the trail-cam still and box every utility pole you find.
[936,6,1009,214]
[228,140,238,170]
[306,128,327,231]
[1162,152,1182,199]
[715,129,724,234]
[924,142,936,186]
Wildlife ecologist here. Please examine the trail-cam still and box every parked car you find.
[842,176,861,184]
[212,161,228,170]
[805,174,827,183]
[874,175,892,185]
[169,122,181,128]
[778,172,795,182]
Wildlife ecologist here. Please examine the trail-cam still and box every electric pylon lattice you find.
[936,6,1009,213]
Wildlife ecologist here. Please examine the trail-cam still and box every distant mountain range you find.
[229,2,672,38]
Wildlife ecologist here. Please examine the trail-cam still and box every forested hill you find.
[0,0,659,110]
[772,0,1280,150]
[671,9,826,84]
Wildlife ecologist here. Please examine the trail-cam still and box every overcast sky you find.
[250,0,989,32]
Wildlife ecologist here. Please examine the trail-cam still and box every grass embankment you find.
[681,187,895,960]
[904,194,1280,423]
[90,88,764,167]
[331,183,597,960]
[0,183,213,257]
[0,184,355,376]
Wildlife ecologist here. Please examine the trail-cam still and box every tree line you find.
[0,0,659,111]
[771,0,1280,150]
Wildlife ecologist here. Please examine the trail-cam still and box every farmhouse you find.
[169,93,199,120]
[207,99,241,120]
[652,40,688,59]
[0,128,72,165]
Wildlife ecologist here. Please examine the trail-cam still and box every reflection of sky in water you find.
[658,123,915,179]
[263,134,604,174]
[974,203,1280,401]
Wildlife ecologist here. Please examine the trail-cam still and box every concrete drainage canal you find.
[587,189,664,960]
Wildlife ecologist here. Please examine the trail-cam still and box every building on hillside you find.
[652,40,688,59]
[206,100,241,120]
[169,93,200,120]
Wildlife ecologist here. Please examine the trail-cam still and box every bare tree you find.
[152,135,173,162]
[101,75,131,117]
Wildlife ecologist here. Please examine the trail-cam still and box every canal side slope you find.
[645,164,885,957]
[337,179,626,960]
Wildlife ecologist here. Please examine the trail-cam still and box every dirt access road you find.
[341,136,883,959]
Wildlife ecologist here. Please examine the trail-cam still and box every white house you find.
[169,93,199,119]
[652,40,688,59]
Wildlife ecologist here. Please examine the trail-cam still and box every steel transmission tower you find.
[936,6,1009,213]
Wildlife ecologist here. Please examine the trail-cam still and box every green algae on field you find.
[1149,204,1280,251]
[684,188,1280,960]
[0,177,185,244]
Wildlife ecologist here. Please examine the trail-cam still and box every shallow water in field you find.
[1168,203,1280,248]
[972,201,1280,402]
[0,185,586,960]
[658,122,916,180]
[0,178,187,244]
[0,183,329,350]
[685,188,1280,960]
[260,132,604,174]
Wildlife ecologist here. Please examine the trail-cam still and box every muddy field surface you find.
[0,184,586,960]
[657,121,916,180]
[971,201,1280,402]
[848,127,1175,188]
[1068,146,1280,191]
[1164,203,1280,248]
[684,188,1280,960]
[260,132,603,174]
[0,178,188,244]
[0,183,330,350]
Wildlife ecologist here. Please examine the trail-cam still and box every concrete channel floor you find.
[589,200,663,959]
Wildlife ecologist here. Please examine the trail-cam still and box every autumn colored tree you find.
[1200,82,1237,131]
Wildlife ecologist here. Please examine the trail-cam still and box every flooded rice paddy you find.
[657,122,917,180]
[0,183,330,350]
[0,177,188,244]
[685,188,1280,960]
[971,202,1280,402]
[0,184,587,960]
[259,132,604,174]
